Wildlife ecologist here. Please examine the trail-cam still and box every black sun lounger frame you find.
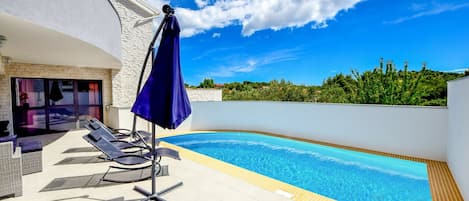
[83,130,180,183]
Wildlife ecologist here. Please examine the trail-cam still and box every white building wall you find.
[447,76,469,200]
[186,89,222,101]
[185,101,448,161]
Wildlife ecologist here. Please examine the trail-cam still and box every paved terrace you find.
[3,129,462,201]
[4,130,294,201]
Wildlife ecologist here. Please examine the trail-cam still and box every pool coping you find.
[160,132,334,201]
[158,130,463,201]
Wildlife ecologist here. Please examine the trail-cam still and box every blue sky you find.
[149,0,469,86]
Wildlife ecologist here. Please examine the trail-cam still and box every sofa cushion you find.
[0,135,17,152]
[19,140,42,153]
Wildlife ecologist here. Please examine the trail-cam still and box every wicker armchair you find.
[0,141,23,198]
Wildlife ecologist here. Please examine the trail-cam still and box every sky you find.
[147,0,469,86]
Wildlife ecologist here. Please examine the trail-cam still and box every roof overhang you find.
[0,13,122,69]
[127,0,160,16]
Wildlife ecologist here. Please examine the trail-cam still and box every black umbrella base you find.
[134,181,183,201]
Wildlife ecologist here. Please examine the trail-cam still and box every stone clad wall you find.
[109,0,153,108]
[0,63,112,130]
[104,0,155,130]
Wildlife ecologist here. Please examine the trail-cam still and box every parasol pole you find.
[133,5,183,201]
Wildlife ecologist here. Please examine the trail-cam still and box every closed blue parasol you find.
[131,5,190,201]
[131,14,191,129]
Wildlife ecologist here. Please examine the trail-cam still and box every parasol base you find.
[134,181,183,201]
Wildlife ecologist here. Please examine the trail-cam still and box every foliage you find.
[349,59,428,105]
[214,59,464,106]
[198,78,215,88]
[465,69,469,76]
[223,80,319,101]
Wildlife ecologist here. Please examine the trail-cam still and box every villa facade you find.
[0,0,149,136]
[0,1,467,200]
[0,0,221,137]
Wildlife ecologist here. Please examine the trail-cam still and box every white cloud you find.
[212,32,221,38]
[386,2,469,24]
[206,48,300,77]
[192,46,242,60]
[172,0,361,37]
[445,68,468,73]
[195,0,209,8]
[207,61,257,77]
[409,3,427,11]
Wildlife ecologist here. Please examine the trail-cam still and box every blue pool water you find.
[162,132,431,201]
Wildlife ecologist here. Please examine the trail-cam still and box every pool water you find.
[162,132,431,201]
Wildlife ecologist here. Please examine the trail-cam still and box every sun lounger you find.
[88,118,151,140]
[84,120,159,151]
[83,129,180,183]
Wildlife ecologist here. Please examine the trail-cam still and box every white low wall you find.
[107,106,151,131]
[447,77,469,200]
[186,89,222,101]
[188,101,448,161]
[107,106,192,135]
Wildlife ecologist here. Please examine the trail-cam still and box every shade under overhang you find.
[0,13,122,69]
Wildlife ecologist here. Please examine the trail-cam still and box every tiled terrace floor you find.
[3,130,291,201]
[4,129,463,201]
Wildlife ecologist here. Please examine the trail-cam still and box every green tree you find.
[198,78,215,88]
[317,85,349,103]
[222,58,464,106]
[350,59,428,105]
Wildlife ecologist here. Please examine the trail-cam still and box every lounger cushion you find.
[89,131,102,141]
[89,121,101,130]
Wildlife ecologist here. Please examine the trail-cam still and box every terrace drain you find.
[275,189,294,199]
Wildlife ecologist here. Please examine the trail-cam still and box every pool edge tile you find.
[159,130,463,201]
[161,141,335,201]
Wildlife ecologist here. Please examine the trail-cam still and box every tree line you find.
[193,59,466,106]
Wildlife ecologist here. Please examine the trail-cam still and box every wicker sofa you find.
[18,140,43,175]
[0,141,23,198]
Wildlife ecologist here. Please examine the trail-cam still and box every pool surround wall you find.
[447,76,469,199]
[186,101,447,161]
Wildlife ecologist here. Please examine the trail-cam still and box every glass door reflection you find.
[77,80,102,127]
[48,80,77,132]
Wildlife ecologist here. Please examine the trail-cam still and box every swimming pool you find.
[162,132,431,201]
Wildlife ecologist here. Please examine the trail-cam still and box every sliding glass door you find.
[12,78,47,135]
[11,78,103,137]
